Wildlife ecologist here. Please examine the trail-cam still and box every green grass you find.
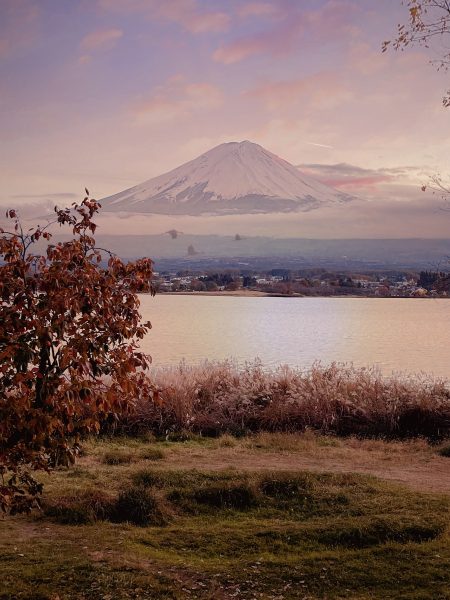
[1,437,449,599]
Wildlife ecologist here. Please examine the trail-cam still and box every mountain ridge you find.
[101,141,353,215]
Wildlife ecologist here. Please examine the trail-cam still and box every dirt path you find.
[162,442,450,494]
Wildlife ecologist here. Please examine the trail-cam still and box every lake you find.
[138,295,450,378]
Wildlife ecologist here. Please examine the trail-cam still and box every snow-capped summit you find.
[101,141,353,215]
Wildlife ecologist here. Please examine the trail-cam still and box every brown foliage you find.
[120,361,450,440]
[0,196,154,514]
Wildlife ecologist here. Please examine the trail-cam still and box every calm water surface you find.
[138,295,450,378]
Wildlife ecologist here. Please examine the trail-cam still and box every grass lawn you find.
[1,434,449,599]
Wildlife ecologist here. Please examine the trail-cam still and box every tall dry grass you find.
[119,361,450,440]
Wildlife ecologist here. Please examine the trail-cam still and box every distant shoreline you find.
[164,290,271,297]
[159,290,440,298]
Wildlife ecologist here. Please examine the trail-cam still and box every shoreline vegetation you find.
[2,362,450,598]
[162,289,450,298]
[163,290,366,298]
[152,268,450,298]
[166,289,271,296]
[119,361,450,441]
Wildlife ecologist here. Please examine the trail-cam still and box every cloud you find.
[0,200,54,221]
[0,39,10,59]
[245,72,354,111]
[237,2,280,18]
[382,166,427,176]
[78,27,123,65]
[213,0,358,64]
[157,1,230,33]
[299,163,390,181]
[133,76,223,124]
[347,41,387,75]
[299,162,421,180]
[0,0,40,60]
[78,54,92,65]
[80,28,123,52]
[98,0,230,34]
[0,194,79,217]
[92,193,449,239]
[0,192,90,223]
[321,174,394,189]
[234,31,448,175]
[11,192,78,200]
[185,12,230,33]
[97,0,146,9]
[213,35,277,64]
[297,162,430,200]
[213,21,296,64]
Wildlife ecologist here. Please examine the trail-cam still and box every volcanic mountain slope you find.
[101,140,353,215]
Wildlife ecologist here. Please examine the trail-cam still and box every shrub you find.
[132,470,165,488]
[191,483,257,510]
[217,434,238,448]
[119,361,450,440]
[43,490,114,524]
[140,448,165,461]
[315,518,444,548]
[438,444,450,457]
[260,473,312,499]
[113,486,166,526]
[102,450,136,465]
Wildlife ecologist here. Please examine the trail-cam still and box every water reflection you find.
[138,295,450,378]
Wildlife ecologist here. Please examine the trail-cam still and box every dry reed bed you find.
[119,361,450,439]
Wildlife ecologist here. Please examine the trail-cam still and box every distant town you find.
[152,268,450,297]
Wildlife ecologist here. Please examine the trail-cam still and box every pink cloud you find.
[80,28,123,52]
[78,54,92,65]
[98,0,151,9]
[238,2,280,18]
[0,39,10,60]
[214,0,358,64]
[0,0,40,60]
[98,0,230,34]
[1,0,39,26]
[183,11,230,33]
[213,35,276,64]
[245,72,353,111]
[213,15,300,65]
[157,1,229,33]
[298,163,399,193]
[348,41,388,75]
[133,76,223,124]
[323,175,394,189]
[305,0,359,37]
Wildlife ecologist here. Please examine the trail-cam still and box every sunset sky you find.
[1,0,449,237]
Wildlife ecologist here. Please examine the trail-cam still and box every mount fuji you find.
[101,141,353,216]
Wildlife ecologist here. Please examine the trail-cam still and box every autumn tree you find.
[383,1,450,203]
[382,0,450,106]
[0,196,154,514]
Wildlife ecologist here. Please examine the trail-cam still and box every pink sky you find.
[1,0,449,237]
